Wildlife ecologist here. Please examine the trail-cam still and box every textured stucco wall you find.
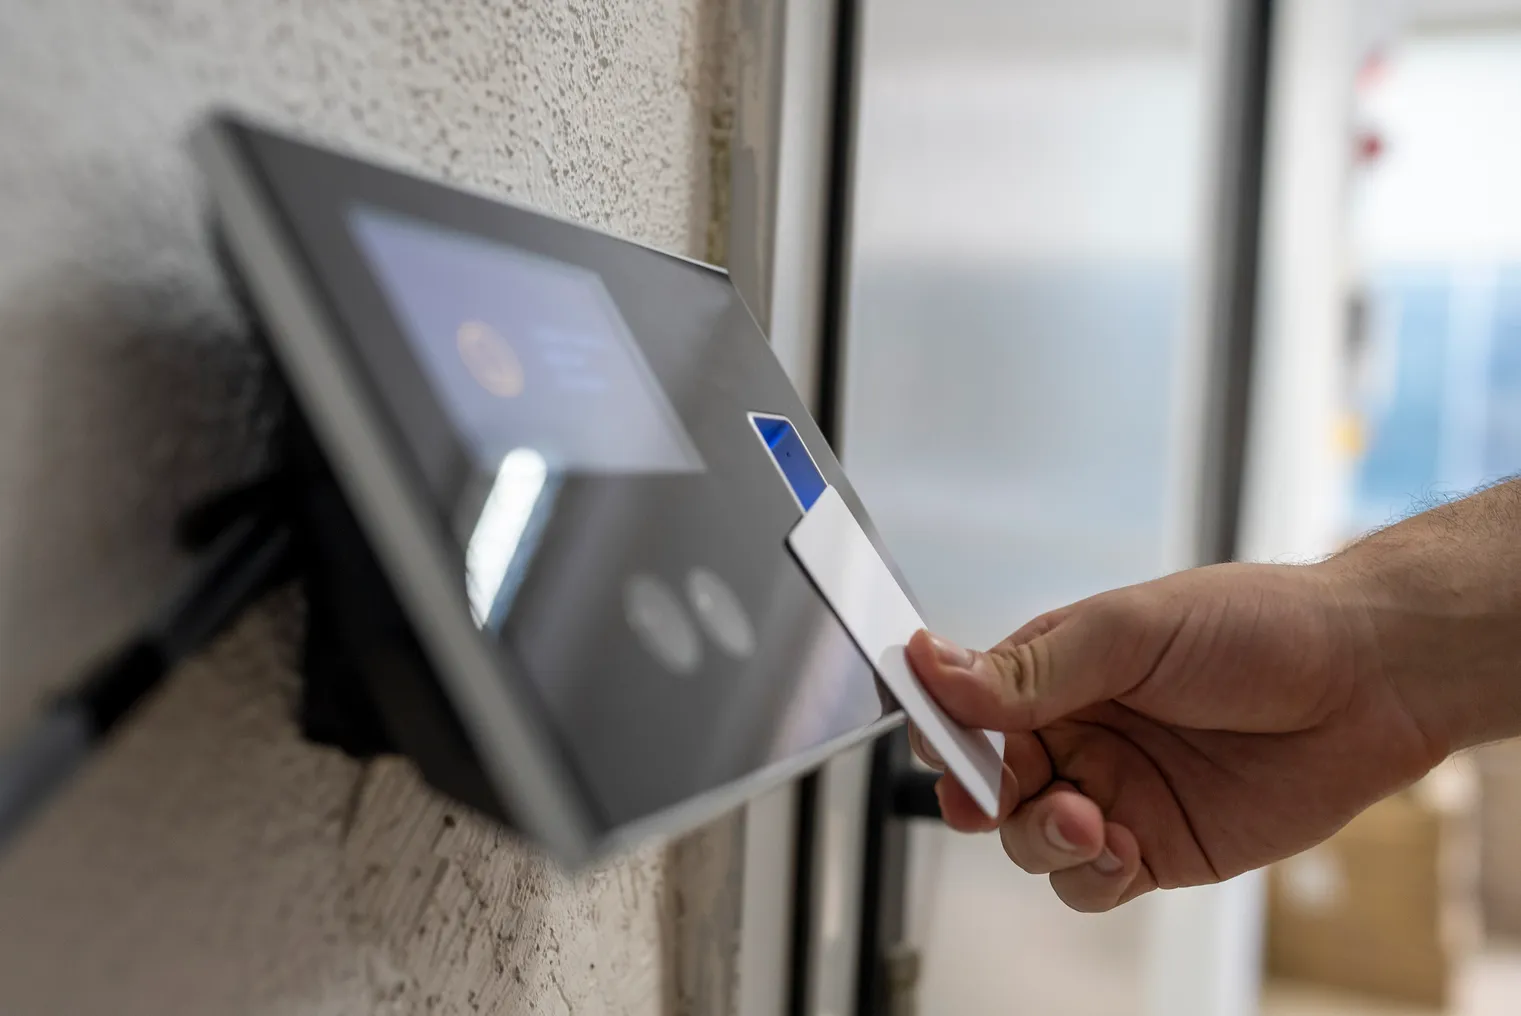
[0,2,743,1013]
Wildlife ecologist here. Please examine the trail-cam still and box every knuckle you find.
[1087,593,1150,648]
[984,641,1042,712]
[1082,590,1168,675]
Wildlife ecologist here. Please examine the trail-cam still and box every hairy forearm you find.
[1323,478,1521,755]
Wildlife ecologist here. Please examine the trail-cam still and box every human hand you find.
[905,560,1444,912]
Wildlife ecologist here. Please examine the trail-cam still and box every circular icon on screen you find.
[624,573,702,676]
[686,567,755,659]
[456,319,524,397]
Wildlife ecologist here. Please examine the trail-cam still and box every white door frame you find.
[731,2,856,1015]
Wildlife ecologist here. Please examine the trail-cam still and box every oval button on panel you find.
[686,567,755,659]
[624,573,702,675]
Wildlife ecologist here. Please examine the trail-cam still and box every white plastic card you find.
[786,486,1004,817]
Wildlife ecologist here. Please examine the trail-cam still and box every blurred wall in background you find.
[1347,30,1521,533]
[837,3,1227,1014]
[841,0,1208,647]
[1255,9,1521,1012]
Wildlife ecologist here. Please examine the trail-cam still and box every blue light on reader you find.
[750,413,826,511]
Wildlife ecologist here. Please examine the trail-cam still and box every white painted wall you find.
[1353,31,1521,265]
[0,3,743,1014]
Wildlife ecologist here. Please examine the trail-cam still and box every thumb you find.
[907,595,1155,731]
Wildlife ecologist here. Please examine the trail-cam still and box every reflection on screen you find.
[347,205,704,476]
[464,447,554,628]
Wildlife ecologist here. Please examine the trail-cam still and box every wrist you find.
[1321,504,1521,757]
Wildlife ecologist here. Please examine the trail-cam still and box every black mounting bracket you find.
[183,391,511,825]
[177,452,397,761]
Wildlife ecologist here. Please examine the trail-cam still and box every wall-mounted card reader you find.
[750,413,827,512]
[189,113,901,866]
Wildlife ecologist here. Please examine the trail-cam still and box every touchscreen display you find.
[323,184,883,829]
[348,205,704,477]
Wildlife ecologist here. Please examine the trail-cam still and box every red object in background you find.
[1352,47,1388,168]
[1357,48,1388,93]
[1355,130,1385,165]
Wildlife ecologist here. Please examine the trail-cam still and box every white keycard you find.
[787,486,1004,817]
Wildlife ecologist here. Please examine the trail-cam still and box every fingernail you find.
[1043,815,1079,854]
[1094,848,1124,875]
[920,738,945,770]
[927,632,975,669]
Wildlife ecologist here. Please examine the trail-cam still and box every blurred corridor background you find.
[832,0,1521,1014]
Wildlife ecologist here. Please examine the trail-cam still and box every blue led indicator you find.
[750,413,826,511]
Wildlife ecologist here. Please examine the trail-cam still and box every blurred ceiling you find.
[862,0,1521,70]
[864,0,1198,67]
[1406,0,1521,28]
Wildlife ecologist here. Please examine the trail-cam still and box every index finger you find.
[935,729,1052,833]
